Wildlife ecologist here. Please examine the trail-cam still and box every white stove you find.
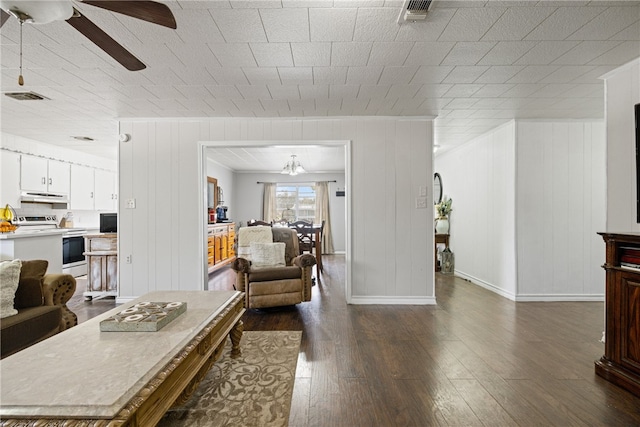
[13,215,88,277]
[13,215,60,233]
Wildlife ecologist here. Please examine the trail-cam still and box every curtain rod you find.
[257,180,337,184]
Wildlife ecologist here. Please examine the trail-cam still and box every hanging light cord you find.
[18,21,24,86]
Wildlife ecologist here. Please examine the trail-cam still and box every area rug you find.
[159,330,302,427]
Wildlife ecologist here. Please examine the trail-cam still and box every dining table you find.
[286,223,323,273]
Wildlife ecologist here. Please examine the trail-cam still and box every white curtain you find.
[262,183,277,222]
[315,181,334,254]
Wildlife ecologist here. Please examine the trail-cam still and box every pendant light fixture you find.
[280,154,306,176]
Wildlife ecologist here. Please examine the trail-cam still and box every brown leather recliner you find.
[231,227,316,309]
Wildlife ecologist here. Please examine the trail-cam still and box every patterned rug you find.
[159,330,301,427]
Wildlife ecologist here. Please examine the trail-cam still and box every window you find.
[276,184,316,222]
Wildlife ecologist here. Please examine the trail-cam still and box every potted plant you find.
[435,196,452,234]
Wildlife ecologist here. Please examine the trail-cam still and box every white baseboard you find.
[455,270,604,302]
[115,296,135,305]
[348,295,437,305]
[454,271,517,301]
[515,294,604,302]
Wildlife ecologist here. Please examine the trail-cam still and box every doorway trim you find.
[197,139,352,303]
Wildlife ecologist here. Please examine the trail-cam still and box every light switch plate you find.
[418,186,427,197]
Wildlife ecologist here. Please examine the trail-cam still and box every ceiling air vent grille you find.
[4,91,50,101]
[398,0,433,23]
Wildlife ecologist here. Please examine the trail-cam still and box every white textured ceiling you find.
[206,144,346,173]
[1,0,639,165]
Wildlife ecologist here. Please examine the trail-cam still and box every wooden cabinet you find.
[21,156,70,195]
[94,169,117,211]
[207,223,235,274]
[70,165,95,210]
[70,166,118,211]
[595,232,640,397]
[84,233,117,301]
[0,150,21,207]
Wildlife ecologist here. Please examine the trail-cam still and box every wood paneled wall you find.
[516,121,605,299]
[117,118,435,304]
[435,121,517,299]
[604,59,640,233]
[436,120,606,301]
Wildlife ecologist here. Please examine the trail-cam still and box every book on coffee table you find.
[100,301,187,332]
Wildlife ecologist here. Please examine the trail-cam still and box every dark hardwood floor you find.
[73,257,640,426]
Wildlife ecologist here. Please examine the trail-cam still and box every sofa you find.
[231,226,316,309]
[0,259,78,359]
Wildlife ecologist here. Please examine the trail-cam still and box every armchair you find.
[231,227,316,309]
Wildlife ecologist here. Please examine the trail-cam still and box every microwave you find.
[100,213,117,233]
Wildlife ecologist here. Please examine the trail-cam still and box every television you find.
[100,213,117,233]
[636,103,640,223]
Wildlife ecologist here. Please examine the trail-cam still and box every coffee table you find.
[0,290,245,426]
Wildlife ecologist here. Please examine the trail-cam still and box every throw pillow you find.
[14,277,44,309]
[250,242,286,268]
[19,259,48,281]
[14,260,48,309]
[0,259,22,318]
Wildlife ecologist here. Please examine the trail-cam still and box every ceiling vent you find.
[397,0,433,24]
[4,91,50,101]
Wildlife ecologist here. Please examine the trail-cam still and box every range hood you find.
[20,191,69,208]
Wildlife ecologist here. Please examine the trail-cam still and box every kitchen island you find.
[0,229,67,272]
[84,233,117,301]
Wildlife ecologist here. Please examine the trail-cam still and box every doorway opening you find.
[197,140,352,302]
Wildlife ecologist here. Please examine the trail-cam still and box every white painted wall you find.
[232,172,346,252]
[435,120,606,301]
[516,121,605,300]
[118,118,435,304]
[435,121,517,299]
[604,58,640,233]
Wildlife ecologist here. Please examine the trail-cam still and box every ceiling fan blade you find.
[1,9,9,28]
[67,11,145,71]
[80,1,176,29]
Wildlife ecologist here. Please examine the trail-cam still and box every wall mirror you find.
[434,173,443,205]
[207,177,218,209]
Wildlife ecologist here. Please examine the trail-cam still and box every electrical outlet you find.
[416,197,427,209]
[126,255,132,264]
[126,198,136,209]
[418,186,427,197]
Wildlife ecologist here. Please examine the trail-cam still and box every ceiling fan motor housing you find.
[0,1,73,24]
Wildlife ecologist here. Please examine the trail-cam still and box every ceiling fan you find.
[0,0,176,78]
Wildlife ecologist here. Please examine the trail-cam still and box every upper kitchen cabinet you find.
[70,165,118,211]
[94,169,117,211]
[70,165,95,210]
[21,155,70,195]
[0,150,21,206]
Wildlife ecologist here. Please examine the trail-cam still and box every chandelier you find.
[280,154,306,176]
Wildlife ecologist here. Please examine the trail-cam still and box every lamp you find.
[280,154,306,176]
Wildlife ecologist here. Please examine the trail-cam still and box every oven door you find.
[62,235,86,277]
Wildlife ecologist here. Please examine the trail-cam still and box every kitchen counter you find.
[0,232,63,272]
[0,229,69,240]
[0,227,100,240]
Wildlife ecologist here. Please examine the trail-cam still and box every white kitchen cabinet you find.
[0,151,21,207]
[94,169,117,211]
[69,164,95,210]
[20,156,70,195]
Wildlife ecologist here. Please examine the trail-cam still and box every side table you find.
[435,234,449,272]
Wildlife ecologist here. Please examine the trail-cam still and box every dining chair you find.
[289,220,314,255]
